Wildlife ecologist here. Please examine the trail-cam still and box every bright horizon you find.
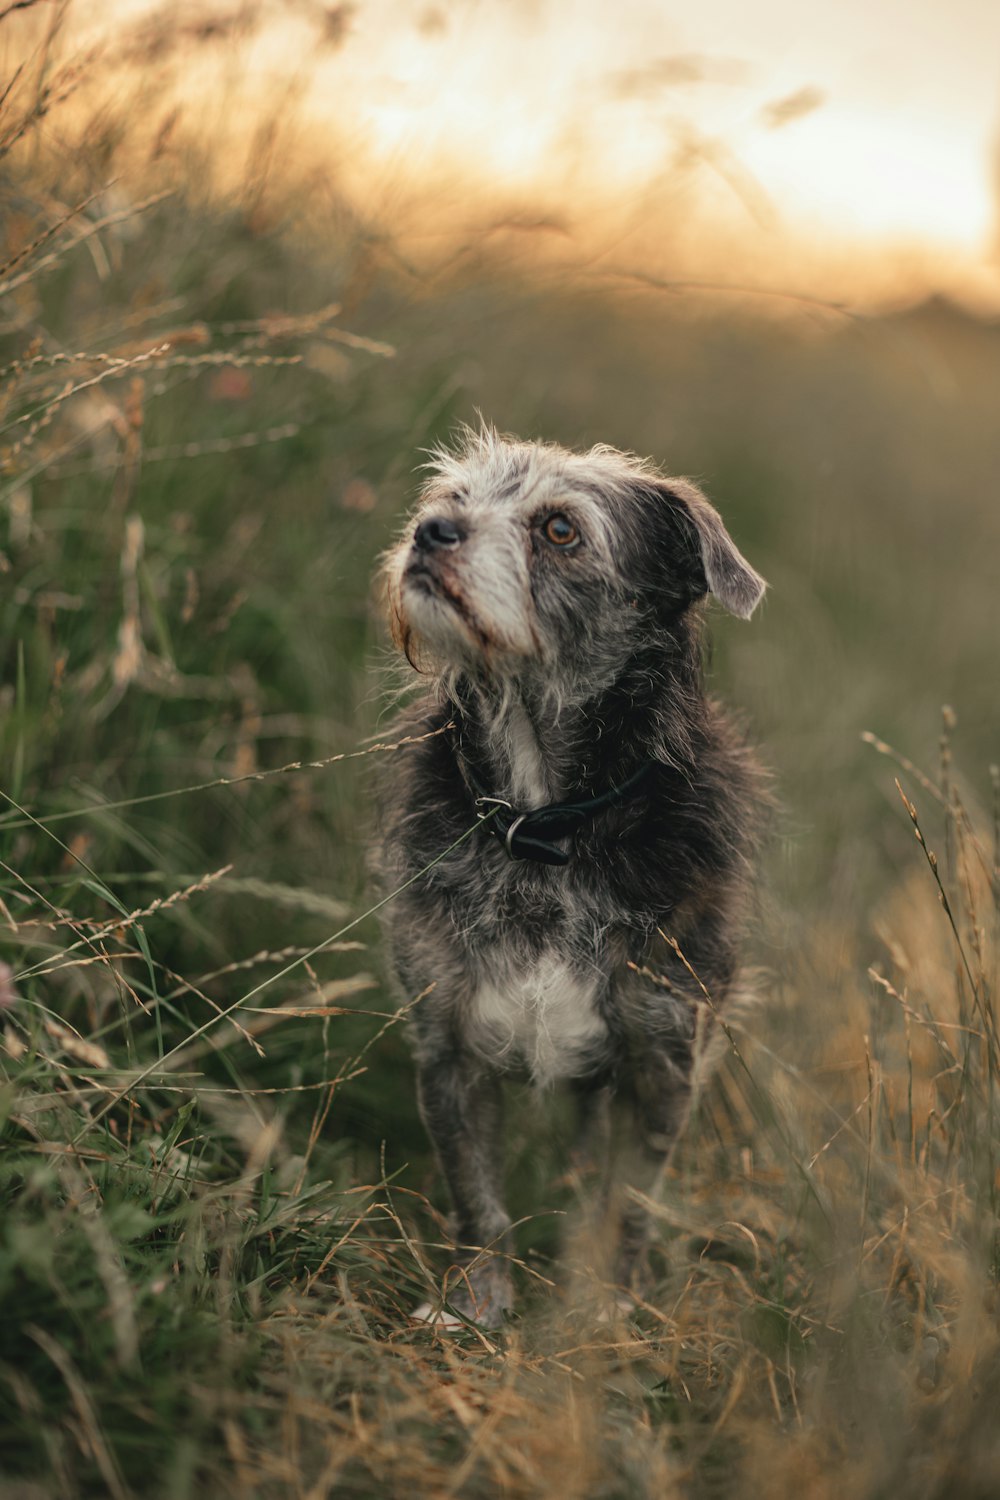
[69,0,1000,309]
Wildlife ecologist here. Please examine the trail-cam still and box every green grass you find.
[1,15,999,1498]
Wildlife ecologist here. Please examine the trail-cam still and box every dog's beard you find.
[392,553,540,675]
[397,570,484,667]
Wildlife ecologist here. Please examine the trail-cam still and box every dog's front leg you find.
[416,1050,513,1325]
[613,1041,693,1294]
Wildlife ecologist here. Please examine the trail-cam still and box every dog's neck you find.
[450,627,704,810]
[492,694,550,807]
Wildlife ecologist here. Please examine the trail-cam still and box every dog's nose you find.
[414,516,464,552]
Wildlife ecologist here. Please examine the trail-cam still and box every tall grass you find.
[1,9,999,1497]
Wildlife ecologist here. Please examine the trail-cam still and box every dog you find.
[374,425,767,1325]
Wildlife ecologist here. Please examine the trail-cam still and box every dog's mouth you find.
[404,559,465,614]
[401,558,492,654]
[397,550,546,670]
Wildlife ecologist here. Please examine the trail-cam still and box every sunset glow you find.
[76,0,1000,306]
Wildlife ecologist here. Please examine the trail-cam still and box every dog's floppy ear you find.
[655,477,767,620]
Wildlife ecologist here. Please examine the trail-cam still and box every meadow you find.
[1,12,999,1497]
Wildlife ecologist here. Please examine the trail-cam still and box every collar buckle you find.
[474,795,514,822]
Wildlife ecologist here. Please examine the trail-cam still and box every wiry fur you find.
[374,425,768,1325]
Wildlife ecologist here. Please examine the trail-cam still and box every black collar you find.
[452,730,657,867]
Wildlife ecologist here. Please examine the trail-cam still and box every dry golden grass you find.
[1,8,999,1497]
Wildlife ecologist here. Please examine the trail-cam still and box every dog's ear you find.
[652,478,767,620]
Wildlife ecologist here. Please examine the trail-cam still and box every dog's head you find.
[383,426,766,692]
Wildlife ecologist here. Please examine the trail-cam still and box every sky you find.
[322,0,999,241]
[87,0,1000,306]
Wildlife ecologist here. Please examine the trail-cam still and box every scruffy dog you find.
[375,426,767,1325]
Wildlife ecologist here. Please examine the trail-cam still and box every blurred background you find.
[1,3,999,1496]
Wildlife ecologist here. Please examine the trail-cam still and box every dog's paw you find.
[416,1263,514,1330]
[410,1302,467,1330]
[409,1266,514,1330]
[595,1292,637,1324]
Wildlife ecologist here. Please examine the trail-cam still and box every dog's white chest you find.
[468,953,607,1086]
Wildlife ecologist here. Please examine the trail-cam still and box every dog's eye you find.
[542,513,579,548]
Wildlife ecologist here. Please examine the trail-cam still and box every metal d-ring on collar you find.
[503,813,530,860]
[463,757,657,868]
[471,795,521,855]
[471,796,537,860]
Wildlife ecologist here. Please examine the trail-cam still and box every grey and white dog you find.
[374,426,767,1325]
